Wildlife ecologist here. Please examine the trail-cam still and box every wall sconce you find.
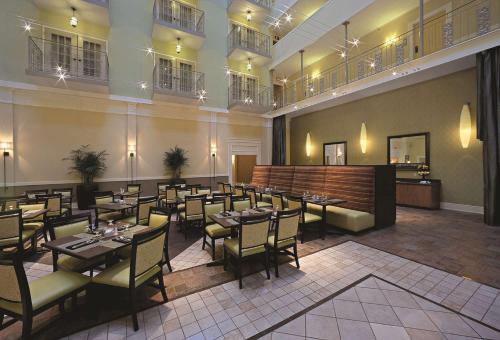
[360,122,367,154]
[305,132,312,157]
[176,37,182,54]
[2,141,12,189]
[128,145,136,158]
[210,145,217,158]
[69,7,78,28]
[460,103,472,149]
[246,58,252,72]
[1,142,11,157]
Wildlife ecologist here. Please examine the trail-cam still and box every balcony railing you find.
[27,36,109,83]
[276,0,499,110]
[153,65,205,98]
[228,0,274,9]
[228,25,271,57]
[154,0,204,35]
[228,83,272,109]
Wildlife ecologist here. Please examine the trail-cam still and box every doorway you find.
[232,155,256,184]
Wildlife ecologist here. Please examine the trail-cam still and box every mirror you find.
[323,142,347,165]
[388,133,429,170]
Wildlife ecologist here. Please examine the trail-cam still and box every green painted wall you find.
[290,69,483,206]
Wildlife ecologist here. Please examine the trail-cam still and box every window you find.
[50,33,71,72]
[159,58,173,90]
[83,41,102,77]
[179,62,193,93]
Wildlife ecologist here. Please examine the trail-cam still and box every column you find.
[419,0,425,57]
[343,21,349,84]
[299,50,305,98]
[127,103,137,183]
[0,88,15,195]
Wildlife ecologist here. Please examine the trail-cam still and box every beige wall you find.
[290,68,482,207]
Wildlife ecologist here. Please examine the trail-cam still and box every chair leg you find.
[274,249,279,278]
[237,258,242,289]
[223,247,227,271]
[211,238,215,260]
[202,232,206,250]
[72,294,77,309]
[264,249,270,280]
[0,312,4,326]
[300,225,305,244]
[165,249,173,272]
[157,273,168,303]
[129,289,139,331]
[58,300,65,312]
[21,313,32,340]
[293,243,300,268]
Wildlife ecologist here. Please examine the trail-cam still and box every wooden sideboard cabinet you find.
[396,179,441,209]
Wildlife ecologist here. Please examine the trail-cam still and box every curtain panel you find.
[477,46,500,226]
[272,116,286,165]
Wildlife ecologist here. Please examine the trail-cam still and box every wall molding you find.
[440,202,483,215]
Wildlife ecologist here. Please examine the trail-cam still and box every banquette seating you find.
[250,165,395,232]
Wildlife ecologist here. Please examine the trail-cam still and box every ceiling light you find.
[286,14,292,22]
[351,38,360,47]
[139,82,147,90]
[176,38,181,54]
[332,91,337,96]
[24,22,32,32]
[58,73,67,81]
[370,62,375,68]
[282,78,287,84]
[246,58,252,71]
[274,20,280,28]
[69,7,77,28]
[146,47,154,55]
[294,105,298,110]
[56,65,63,72]
[246,10,252,22]
[340,51,346,58]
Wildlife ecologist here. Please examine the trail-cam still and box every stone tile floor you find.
[60,241,500,340]
[170,239,224,271]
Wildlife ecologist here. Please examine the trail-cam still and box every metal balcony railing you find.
[153,65,205,98]
[154,0,204,35]
[27,36,109,83]
[276,0,499,110]
[228,25,271,57]
[228,0,274,9]
[228,82,272,109]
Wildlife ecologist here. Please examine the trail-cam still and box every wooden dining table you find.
[22,208,49,220]
[42,223,149,263]
[89,202,136,211]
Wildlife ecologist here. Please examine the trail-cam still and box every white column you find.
[209,112,217,187]
[127,103,137,183]
[0,89,15,194]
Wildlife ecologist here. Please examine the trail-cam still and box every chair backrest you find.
[0,255,30,316]
[177,189,190,200]
[185,195,206,217]
[189,184,201,194]
[157,182,170,197]
[234,186,245,197]
[49,213,91,240]
[136,196,158,225]
[239,213,271,251]
[94,191,114,204]
[130,226,166,282]
[52,188,72,198]
[0,210,23,250]
[217,182,225,192]
[18,203,46,222]
[271,194,284,211]
[197,187,211,195]
[246,188,257,208]
[164,187,177,201]
[223,183,232,194]
[1,198,20,212]
[275,208,301,242]
[127,184,141,193]
[38,194,62,216]
[204,201,225,224]
[233,198,251,212]
[286,196,303,211]
[212,193,231,211]
[25,189,49,200]
[148,208,171,229]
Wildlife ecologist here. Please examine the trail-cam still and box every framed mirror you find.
[323,142,347,165]
[388,133,430,170]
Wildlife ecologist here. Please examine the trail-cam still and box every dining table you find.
[302,197,347,238]
[22,208,49,220]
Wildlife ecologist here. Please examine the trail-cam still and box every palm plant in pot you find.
[63,145,108,209]
[164,146,188,185]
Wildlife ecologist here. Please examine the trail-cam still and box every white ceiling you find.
[33,0,109,26]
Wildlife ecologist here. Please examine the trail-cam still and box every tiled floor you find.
[171,238,223,271]
[61,241,500,340]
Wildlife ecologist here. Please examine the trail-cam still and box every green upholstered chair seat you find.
[23,221,44,231]
[257,201,272,208]
[97,211,123,221]
[261,194,272,203]
[0,230,36,247]
[205,224,230,238]
[0,271,90,315]
[303,212,322,224]
[267,235,296,248]
[117,215,147,225]
[92,260,161,288]
[58,254,105,272]
[179,211,203,221]
[224,238,265,257]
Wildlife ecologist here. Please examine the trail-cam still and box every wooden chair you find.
[37,194,68,219]
[212,192,232,211]
[127,184,141,193]
[271,193,285,211]
[246,188,272,209]
[202,201,230,260]
[93,191,122,222]
[0,210,36,255]
[268,208,301,277]
[223,213,271,289]
[52,188,73,216]
[0,253,90,339]
[179,195,206,239]
[24,189,49,202]
[1,197,21,212]
[232,198,252,212]
[157,182,170,200]
[234,185,245,198]
[161,187,178,208]
[92,226,168,331]
[287,196,322,243]
[19,202,48,244]
[120,196,158,225]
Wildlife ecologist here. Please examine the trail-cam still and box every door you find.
[179,61,194,93]
[46,31,74,74]
[179,3,193,30]
[233,155,257,184]
[246,28,256,50]
[158,57,173,90]
[81,38,104,80]
[231,24,242,48]
[246,77,257,103]
[231,74,243,101]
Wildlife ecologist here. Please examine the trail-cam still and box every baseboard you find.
[440,202,483,214]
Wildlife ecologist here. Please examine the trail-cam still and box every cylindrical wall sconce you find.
[128,144,136,157]
[306,132,312,157]
[459,103,471,149]
[360,122,367,154]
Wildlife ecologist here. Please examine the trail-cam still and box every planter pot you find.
[76,183,99,210]
[169,178,186,185]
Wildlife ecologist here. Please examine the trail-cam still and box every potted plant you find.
[164,146,188,185]
[63,145,108,209]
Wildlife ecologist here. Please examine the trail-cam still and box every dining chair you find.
[179,195,206,239]
[1,197,20,212]
[157,182,170,199]
[92,226,168,331]
[234,185,245,198]
[52,188,73,216]
[93,191,122,222]
[217,182,225,193]
[24,189,49,201]
[127,184,141,193]
[197,186,212,196]
[0,253,90,339]
[287,196,322,243]
[223,212,272,289]
[232,198,252,212]
[48,213,104,276]
[268,208,301,277]
[189,184,201,195]
[0,210,36,254]
[223,183,232,194]
[246,188,272,209]
[212,192,232,212]
[120,196,158,226]
[202,201,230,260]
[271,193,285,211]
[37,194,67,219]
[161,187,178,208]
[19,202,48,244]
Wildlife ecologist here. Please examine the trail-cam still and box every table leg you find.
[320,205,345,238]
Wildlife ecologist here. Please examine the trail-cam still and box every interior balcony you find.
[32,0,109,26]
[228,83,272,114]
[227,25,271,67]
[227,0,273,24]
[153,64,205,104]
[153,0,205,50]
[26,36,109,87]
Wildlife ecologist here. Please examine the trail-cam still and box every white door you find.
[157,57,174,90]
[79,36,106,80]
[179,61,194,94]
